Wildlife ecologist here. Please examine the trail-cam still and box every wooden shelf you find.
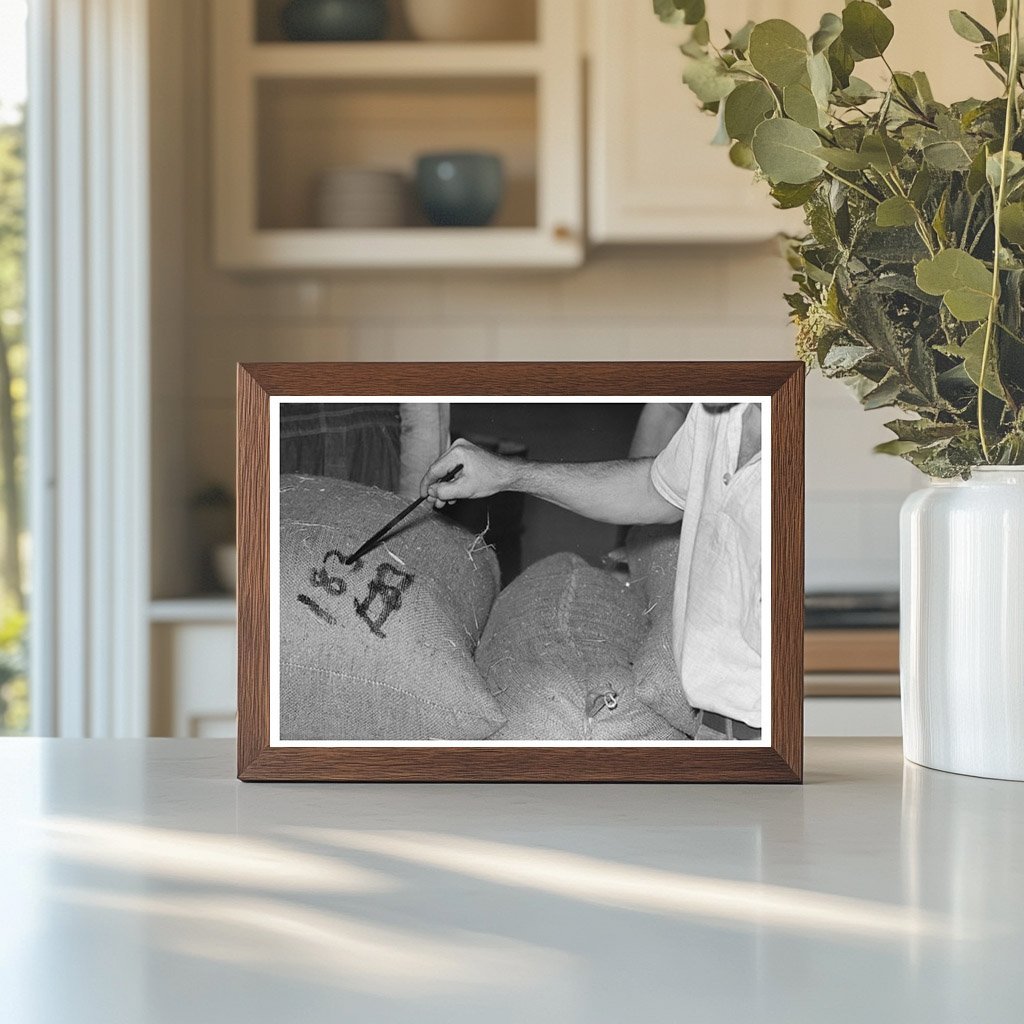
[218,227,580,270]
[249,42,544,79]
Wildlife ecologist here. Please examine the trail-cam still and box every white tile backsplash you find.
[182,252,917,592]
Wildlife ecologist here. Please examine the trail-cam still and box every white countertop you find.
[1,738,1020,1023]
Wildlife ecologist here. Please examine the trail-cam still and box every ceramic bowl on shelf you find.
[415,152,504,227]
[403,0,534,42]
[315,167,408,229]
[280,0,388,42]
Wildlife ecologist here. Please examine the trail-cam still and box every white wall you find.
[159,0,920,599]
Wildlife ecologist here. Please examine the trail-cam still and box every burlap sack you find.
[476,553,684,740]
[279,476,504,740]
[627,524,699,737]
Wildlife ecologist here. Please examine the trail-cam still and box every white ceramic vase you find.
[900,467,1024,781]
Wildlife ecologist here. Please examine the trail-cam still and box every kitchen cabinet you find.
[150,600,237,738]
[586,0,999,244]
[211,0,583,269]
[587,0,811,243]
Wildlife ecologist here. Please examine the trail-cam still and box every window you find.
[0,0,28,734]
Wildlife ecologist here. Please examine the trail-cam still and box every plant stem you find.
[822,167,880,204]
[962,190,979,248]
[968,212,994,253]
[750,69,784,117]
[884,171,939,254]
[979,0,1021,462]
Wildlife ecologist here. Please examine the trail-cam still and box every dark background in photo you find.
[279,400,644,584]
[446,402,643,583]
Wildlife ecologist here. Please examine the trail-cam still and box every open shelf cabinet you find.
[212,0,583,269]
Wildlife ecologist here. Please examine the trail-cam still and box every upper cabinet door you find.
[587,0,802,244]
[587,0,1000,245]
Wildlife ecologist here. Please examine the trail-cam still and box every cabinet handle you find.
[553,224,575,241]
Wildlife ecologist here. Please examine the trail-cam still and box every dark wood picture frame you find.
[237,362,804,782]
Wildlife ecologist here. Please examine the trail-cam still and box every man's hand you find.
[420,439,516,509]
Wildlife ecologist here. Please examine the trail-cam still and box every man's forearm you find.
[508,458,681,526]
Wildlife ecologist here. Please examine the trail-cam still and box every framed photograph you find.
[237,362,804,782]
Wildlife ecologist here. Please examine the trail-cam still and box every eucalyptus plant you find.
[657,0,1024,475]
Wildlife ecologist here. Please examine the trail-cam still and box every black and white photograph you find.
[270,397,770,746]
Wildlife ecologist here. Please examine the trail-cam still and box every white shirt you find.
[650,405,762,727]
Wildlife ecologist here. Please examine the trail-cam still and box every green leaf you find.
[653,0,681,23]
[723,81,775,144]
[993,0,1008,24]
[810,12,843,54]
[860,133,904,173]
[967,144,991,193]
[729,140,757,170]
[814,146,872,170]
[691,19,710,45]
[915,249,994,322]
[938,325,1006,398]
[884,418,963,443]
[807,51,833,109]
[837,76,879,104]
[979,32,1015,75]
[784,80,824,129]
[913,71,935,104]
[653,0,705,26]
[827,35,855,88]
[876,197,918,228]
[682,57,736,104]
[751,118,828,184]
[684,1,706,27]
[748,20,809,86]
[1000,203,1024,245]
[922,140,973,171]
[724,20,755,52]
[842,1,895,59]
[986,150,1024,191]
[862,374,903,409]
[932,189,950,246]
[875,439,922,455]
[771,180,820,209]
[948,10,994,44]
[909,164,933,205]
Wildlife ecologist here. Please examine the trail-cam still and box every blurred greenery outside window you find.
[0,0,28,734]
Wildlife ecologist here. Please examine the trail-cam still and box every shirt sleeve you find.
[650,410,698,510]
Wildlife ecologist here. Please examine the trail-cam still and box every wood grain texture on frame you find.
[237,362,805,783]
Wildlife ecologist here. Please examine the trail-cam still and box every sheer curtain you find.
[28,0,150,736]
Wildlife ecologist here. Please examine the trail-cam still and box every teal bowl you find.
[415,153,505,228]
[281,0,388,42]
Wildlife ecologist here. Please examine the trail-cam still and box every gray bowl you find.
[280,0,388,42]
[415,152,505,228]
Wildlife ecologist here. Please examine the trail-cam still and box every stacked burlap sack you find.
[279,478,692,741]
[476,552,684,740]
[279,476,504,740]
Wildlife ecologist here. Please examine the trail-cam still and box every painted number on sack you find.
[354,563,415,639]
[297,551,415,639]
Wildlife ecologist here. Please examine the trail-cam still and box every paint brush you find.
[344,463,464,565]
